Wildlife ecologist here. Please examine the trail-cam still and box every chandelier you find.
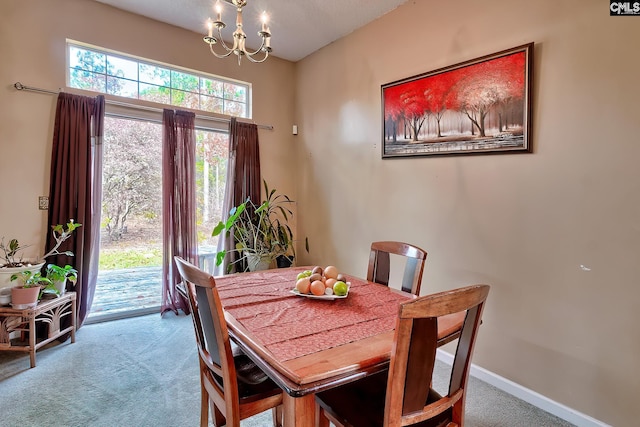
[204,0,272,65]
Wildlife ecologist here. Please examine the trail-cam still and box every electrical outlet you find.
[39,196,49,210]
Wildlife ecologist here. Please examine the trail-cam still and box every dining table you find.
[215,266,464,427]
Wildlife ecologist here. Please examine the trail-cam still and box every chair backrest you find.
[384,284,490,427]
[174,256,242,419]
[367,241,427,295]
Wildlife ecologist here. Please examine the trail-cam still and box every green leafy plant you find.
[0,238,31,268]
[0,220,82,268]
[46,264,78,286]
[10,270,57,297]
[42,220,83,260]
[212,180,297,272]
[41,220,83,296]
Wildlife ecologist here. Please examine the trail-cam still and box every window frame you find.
[66,39,252,119]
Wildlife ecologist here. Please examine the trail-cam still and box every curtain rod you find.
[13,82,274,131]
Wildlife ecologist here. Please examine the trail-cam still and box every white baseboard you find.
[436,350,610,427]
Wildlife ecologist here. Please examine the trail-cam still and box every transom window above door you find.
[66,40,251,118]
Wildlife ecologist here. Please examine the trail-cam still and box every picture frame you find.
[381,42,533,158]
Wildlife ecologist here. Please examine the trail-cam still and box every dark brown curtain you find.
[47,92,105,328]
[215,117,261,274]
[161,109,197,315]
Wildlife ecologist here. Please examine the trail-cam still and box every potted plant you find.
[0,238,45,290]
[212,180,297,273]
[0,220,82,291]
[45,264,78,296]
[9,270,54,309]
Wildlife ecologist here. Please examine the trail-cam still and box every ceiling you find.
[93,0,408,62]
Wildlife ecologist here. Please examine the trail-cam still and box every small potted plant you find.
[45,264,78,296]
[9,270,54,309]
[0,238,44,289]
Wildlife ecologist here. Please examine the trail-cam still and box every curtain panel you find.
[47,92,105,329]
[215,117,261,274]
[161,109,197,315]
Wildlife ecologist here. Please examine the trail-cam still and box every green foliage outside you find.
[68,45,248,115]
[99,248,163,270]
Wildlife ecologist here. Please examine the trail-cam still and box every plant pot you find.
[11,285,41,309]
[276,255,294,269]
[0,287,11,306]
[245,253,273,271]
[0,262,45,290]
[53,279,67,296]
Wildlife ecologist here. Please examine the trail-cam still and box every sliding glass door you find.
[88,116,228,321]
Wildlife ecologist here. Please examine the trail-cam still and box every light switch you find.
[39,196,49,210]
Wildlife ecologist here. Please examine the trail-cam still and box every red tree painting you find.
[382,43,532,158]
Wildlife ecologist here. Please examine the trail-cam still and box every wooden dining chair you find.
[367,241,428,296]
[174,257,283,427]
[315,284,490,427]
[367,241,463,346]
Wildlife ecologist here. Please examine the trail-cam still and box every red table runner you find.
[216,267,410,362]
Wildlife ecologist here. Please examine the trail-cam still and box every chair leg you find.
[200,382,209,427]
[316,404,331,427]
[452,396,465,427]
[212,403,225,427]
[272,405,283,427]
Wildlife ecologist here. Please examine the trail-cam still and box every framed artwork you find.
[381,42,533,158]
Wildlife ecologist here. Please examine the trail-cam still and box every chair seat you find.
[316,371,387,426]
[204,345,277,398]
[232,343,269,385]
[437,312,466,344]
[316,371,450,427]
[237,377,282,406]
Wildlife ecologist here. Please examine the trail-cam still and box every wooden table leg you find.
[282,393,316,427]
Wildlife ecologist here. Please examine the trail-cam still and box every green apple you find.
[333,281,348,296]
[296,270,312,280]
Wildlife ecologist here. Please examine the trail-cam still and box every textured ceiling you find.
[93,0,408,62]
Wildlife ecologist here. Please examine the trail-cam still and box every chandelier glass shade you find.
[204,0,272,65]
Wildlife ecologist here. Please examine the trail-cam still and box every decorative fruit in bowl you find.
[291,265,349,299]
[295,277,311,294]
